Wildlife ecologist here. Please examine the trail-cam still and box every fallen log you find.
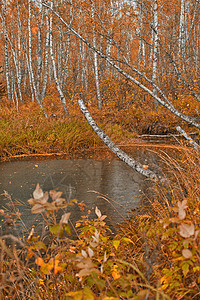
[78,99,165,182]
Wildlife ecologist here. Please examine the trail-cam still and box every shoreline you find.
[0,140,189,163]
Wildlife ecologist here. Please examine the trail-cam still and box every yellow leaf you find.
[39,278,45,286]
[112,240,120,250]
[103,297,118,300]
[111,264,121,280]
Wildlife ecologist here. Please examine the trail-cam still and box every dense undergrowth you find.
[1,84,200,161]
[0,147,200,299]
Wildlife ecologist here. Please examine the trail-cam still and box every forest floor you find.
[0,93,199,162]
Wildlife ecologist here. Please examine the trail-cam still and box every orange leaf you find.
[111,264,120,280]
[35,257,44,267]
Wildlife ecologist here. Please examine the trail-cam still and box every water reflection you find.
[0,151,162,234]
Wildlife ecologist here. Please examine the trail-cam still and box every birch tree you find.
[41,0,200,129]
[1,0,11,102]
[152,0,159,108]
[15,0,34,102]
[28,0,48,117]
[49,1,68,113]
[40,13,50,102]
[91,1,102,109]
[178,0,186,61]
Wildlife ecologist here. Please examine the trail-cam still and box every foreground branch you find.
[78,100,164,181]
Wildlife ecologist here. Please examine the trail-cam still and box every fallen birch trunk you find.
[176,126,199,150]
[78,99,164,181]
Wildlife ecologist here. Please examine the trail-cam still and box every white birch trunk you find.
[15,0,34,102]
[106,30,112,73]
[178,0,186,61]
[49,1,68,114]
[137,1,145,68]
[91,4,102,109]
[17,32,22,99]
[57,27,62,85]
[4,29,11,103]
[8,34,23,103]
[41,14,50,102]
[64,30,70,81]
[1,1,11,102]
[152,0,159,108]
[1,7,23,104]
[28,0,48,117]
[78,99,163,181]
[35,14,43,95]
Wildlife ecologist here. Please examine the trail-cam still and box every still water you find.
[0,148,164,234]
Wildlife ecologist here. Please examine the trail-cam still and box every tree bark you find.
[28,0,48,117]
[78,99,162,181]
[41,14,50,102]
[152,0,159,108]
[49,1,68,114]
[1,1,11,102]
[91,4,102,109]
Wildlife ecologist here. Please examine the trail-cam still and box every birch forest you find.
[0,0,199,117]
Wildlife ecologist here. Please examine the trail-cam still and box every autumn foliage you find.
[1,148,200,299]
[0,0,199,118]
[0,1,200,298]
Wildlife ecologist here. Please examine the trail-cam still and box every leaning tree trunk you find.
[78,99,164,181]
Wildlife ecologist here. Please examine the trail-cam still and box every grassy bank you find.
[0,94,198,161]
